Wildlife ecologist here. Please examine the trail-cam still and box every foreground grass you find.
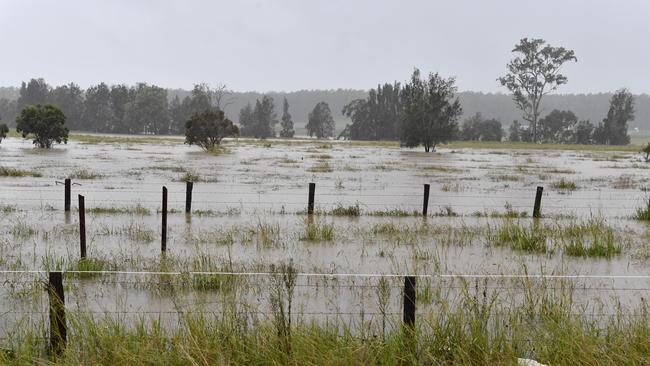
[3,284,650,365]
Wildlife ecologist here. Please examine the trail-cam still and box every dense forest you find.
[0,79,648,135]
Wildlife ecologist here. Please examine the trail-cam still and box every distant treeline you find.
[0,79,649,134]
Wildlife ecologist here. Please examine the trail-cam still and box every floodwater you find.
[0,136,649,334]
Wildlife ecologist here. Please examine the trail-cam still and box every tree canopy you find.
[498,38,577,143]
[341,83,402,140]
[460,113,503,142]
[400,69,462,152]
[279,97,295,138]
[185,109,239,151]
[306,102,335,139]
[538,110,578,144]
[594,89,634,145]
[16,104,69,148]
[239,95,277,138]
[0,122,8,144]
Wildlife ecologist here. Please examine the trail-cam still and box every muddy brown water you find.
[0,136,649,334]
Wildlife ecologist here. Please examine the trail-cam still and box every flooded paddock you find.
[0,135,649,336]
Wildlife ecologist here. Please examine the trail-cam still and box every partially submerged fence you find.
[2,269,649,356]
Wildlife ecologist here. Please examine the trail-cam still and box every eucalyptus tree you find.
[498,38,577,143]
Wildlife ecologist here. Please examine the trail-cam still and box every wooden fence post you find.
[64,179,71,212]
[308,183,315,215]
[422,184,430,217]
[48,271,66,356]
[185,181,193,214]
[162,186,167,252]
[78,195,86,259]
[533,186,543,218]
[403,276,416,329]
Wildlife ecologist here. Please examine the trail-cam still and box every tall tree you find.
[279,97,295,138]
[239,96,277,138]
[498,38,577,143]
[574,120,595,144]
[83,83,115,132]
[0,98,17,126]
[400,69,462,152]
[238,103,255,137]
[50,83,85,131]
[254,95,277,138]
[124,83,170,134]
[594,89,634,145]
[110,84,133,132]
[169,95,188,134]
[342,82,402,140]
[306,102,335,139]
[16,104,69,148]
[17,78,51,110]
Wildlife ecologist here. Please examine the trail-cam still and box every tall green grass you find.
[2,279,650,365]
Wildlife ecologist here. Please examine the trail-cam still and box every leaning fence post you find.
[533,186,543,218]
[403,276,416,329]
[308,183,315,215]
[48,271,66,356]
[78,195,86,259]
[185,181,193,214]
[64,179,71,212]
[161,186,168,252]
[422,184,430,217]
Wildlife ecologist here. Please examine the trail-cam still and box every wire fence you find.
[1,179,648,218]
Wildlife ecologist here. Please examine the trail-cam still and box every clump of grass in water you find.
[368,208,420,217]
[634,197,650,220]
[0,166,42,177]
[550,178,578,191]
[434,205,458,217]
[491,221,548,253]
[190,255,234,291]
[306,162,333,173]
[67,169,104,180]
[329,203,361,216]
[0,204,17,213]
[67,258,108,279]
[176,171,218,183]
[301,219,334,241]
[87,204,150,215]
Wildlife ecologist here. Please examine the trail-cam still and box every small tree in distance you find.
[279,97,295,138]
[16,104,69,148]
[0,122,8,144]
[400,68,462,152]
[185,109,239,151]
[306,102,335,139]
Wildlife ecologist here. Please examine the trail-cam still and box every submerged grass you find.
[550,178,578,191]
[67,169,104,180]
[634,197,650,220]
[87,205,151,215]
[3,279,650,365]
[490,221,548,253]
[0,166,42,177]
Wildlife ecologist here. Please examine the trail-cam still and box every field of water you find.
[0,135,649,340]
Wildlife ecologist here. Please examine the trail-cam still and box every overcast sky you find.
[1,0,648,93]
